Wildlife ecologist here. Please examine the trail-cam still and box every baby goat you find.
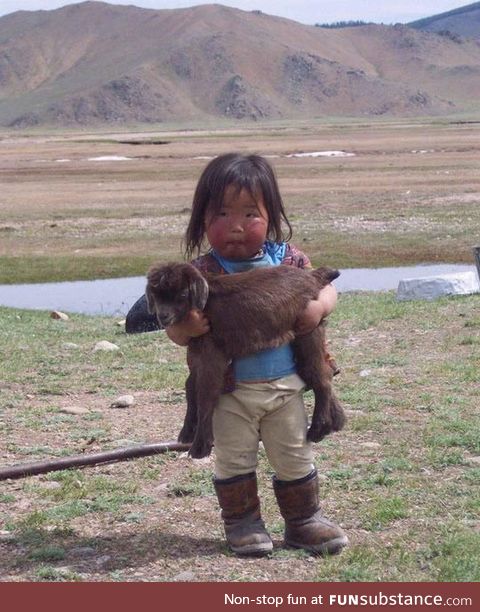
[146,262,345,458]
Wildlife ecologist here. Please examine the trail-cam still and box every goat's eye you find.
[179,291,189,300]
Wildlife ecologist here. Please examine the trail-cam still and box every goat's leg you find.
[327,392,346,433]
[178,372,197,444]
[293,328,345,442]
[189,341,229,459]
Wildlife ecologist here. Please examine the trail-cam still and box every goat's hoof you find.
[178,427,195,444]
[307,426,327,443]
[331,405,347,432]
[188,439,213,459]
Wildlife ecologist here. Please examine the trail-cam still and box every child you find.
[161,153,347,556]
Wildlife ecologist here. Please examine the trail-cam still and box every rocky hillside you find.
[409,2,480,39]
[1,1,480,127]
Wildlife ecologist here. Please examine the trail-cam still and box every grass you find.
[0,289,479,582]
[0,255,158,284]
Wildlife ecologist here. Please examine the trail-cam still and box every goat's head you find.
[146,262,209,327]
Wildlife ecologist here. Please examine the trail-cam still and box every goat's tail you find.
[311,266,340,287]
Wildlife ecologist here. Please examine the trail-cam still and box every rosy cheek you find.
[206,219,228,248]
[245,218,268,240]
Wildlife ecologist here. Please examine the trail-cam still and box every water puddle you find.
[286,151,355,158]
[0,264,476,317]
[87,156,133,161]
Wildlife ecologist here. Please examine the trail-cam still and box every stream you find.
[0,264,477,316]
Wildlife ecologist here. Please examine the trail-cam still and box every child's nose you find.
[229,216,245,232]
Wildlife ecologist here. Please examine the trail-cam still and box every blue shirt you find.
[211,242,297,382]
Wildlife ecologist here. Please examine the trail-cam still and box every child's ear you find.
[190,275,209,311]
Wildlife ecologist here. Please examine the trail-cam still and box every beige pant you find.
[212,373,314,481]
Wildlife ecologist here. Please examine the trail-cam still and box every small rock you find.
[60,406,91,416]
[93,341,120,352]
[69,546,96,558]
[360,442,381,449]
[110,395,135,408]
[62,342,79,350]
[173,570,195,582]
[115,319,126,327]
[50,310,69,321]
[359,369,372,377]
[40,481,62,490]
[55,566,75,575]
[114,439,137,447]
[0,530,15,543]
[468,455,480,465]
[345,409,366,417]
[189,455,212,467]
[95,555,112,568]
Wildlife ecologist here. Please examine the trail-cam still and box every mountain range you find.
[0,1,479,127]
[408,1,480,39]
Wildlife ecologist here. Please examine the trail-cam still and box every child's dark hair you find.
[184,153,292,258]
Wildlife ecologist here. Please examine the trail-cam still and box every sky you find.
[0,0,474,24]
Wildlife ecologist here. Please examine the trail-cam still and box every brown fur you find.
[146,262,345,458]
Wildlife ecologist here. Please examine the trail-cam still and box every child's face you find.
[206,185,269,260]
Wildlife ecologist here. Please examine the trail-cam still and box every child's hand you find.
[165,309,210,346]
[295,283,337,335]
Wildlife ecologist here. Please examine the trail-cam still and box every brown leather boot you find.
[273,469,348,555]
[214,472,273,556]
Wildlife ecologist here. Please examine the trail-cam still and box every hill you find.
[409,2,480,39]
[0,1,479,127]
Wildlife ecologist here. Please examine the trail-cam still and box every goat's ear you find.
[145,285,157,315]
[189,275,209,311]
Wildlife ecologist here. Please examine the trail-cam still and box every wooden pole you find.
[0,441,191,481]
[473,246,480,281]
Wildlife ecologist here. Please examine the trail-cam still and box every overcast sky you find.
[0,1,472,24]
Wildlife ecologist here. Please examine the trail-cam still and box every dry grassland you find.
[1,118,479,283]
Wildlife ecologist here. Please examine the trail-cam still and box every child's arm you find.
[165,309,210,346]
[294,283,338,335]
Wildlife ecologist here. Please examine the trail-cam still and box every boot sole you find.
[230,542,274,556]
[286,534,349,556]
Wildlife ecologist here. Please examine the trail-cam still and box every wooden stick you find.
[0,441,191,481]
[473,246,480,281]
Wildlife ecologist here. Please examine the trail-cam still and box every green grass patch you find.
[362,496,409,531]
[167,467,214,497]
[0,255,159,284]
[1,289,479,582]
[418,526,480,582]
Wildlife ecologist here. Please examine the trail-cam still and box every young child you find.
[163,153,348,557]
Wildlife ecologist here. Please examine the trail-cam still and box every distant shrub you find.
[437,29,463,43]
[315,20,374,29]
